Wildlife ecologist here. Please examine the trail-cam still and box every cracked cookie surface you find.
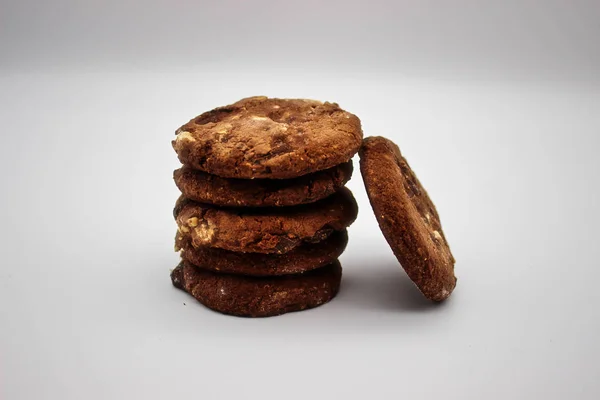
[174,187,358,254]
[176,229,348,276]
[172,96,363,179]
[174,161,353,207]
[359,136,456,301]
[170,260,342,317]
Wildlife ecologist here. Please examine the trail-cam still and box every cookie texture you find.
[359,136,456,301]
[170,260,342,317]
[175,187,358,254]
[177,229,348,276]
[172,96,363,179]
[173,161,353,207]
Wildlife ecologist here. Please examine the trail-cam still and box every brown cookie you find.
[170,260,342,317]
[359,136,456,301]
[173,161,353,207]
[176,229,348,276]
[175,187,358,254]
[172,96,363,179]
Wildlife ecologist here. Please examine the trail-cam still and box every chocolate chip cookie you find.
[359,136,456,301]
[175,187,358,254]
[173,161,353,207]
[176,229,348,276]
[171,260,342,317]
[172,96,363,179]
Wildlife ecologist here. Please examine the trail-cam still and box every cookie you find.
[173,195,194,221]
[170,260,342,317]
[175,187,358,254]
[173,161,353,207]
[177,229,348,276]
[359,136,456,301]
[172,96,363,179]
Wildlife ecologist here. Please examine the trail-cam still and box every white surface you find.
[1,70,599,399]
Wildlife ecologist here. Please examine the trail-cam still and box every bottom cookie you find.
[171,260,342,317]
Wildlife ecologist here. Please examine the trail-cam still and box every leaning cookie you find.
[177,230,348,276]
[173,161,353,207]
[359,136,456,301]
[170,260,342,317]
[172,96,363,179]
[175,187,358,254]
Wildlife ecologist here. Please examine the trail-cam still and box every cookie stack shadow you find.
[170,97,362,317]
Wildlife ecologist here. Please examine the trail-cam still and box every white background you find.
[1,1,600,399]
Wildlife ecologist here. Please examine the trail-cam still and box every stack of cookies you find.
[170,97,363,317]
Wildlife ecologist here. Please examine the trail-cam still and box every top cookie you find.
[359,136,457,302]
[172,96,363,179]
